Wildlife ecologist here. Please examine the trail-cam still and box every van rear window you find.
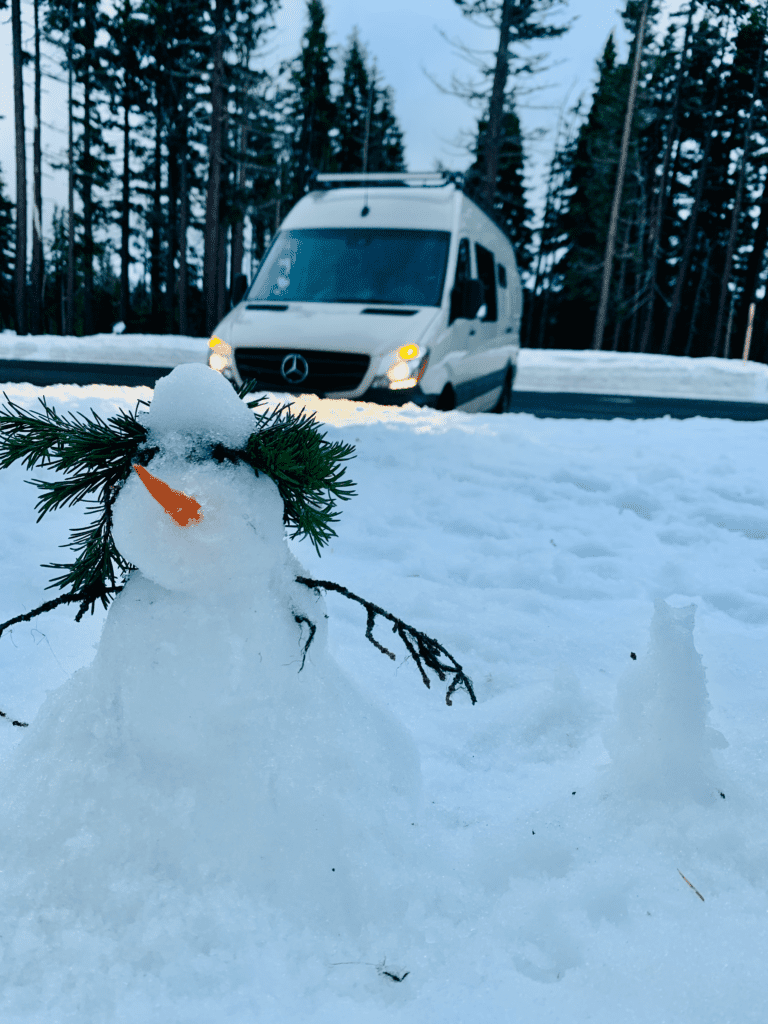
[247,229,451,307]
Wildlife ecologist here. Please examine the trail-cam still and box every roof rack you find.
[313,171,464,189]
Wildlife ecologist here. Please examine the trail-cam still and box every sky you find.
[0,0,672,244]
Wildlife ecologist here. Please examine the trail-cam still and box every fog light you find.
[209,353,230,372]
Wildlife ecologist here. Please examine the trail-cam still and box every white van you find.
[208,172,522,412]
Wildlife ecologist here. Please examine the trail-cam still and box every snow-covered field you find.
[0,367,767,1023]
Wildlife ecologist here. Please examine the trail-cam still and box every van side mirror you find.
[450,278,485,322]
[232,274,248,306]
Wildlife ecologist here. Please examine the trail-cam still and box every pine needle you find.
[677,869,705,901]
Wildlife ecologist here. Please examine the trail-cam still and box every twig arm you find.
[296,576,476,705]
[0,586,124,639]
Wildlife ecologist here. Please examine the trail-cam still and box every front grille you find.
[235,348,370,395]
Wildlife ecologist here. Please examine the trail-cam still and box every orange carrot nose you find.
[133,464,203,527]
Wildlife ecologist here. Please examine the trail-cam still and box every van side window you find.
[497,263,507,287]
[475,244,498,322]
[449,238,472,324]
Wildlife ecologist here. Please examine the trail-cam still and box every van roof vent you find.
[313,171,464,190]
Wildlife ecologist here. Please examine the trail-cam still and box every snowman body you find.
[2,366,421,936]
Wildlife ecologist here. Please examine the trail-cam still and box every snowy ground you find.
[0,369,767,1022]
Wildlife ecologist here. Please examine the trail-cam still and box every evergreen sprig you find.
[238,383,356,552]
[0,397,148,612]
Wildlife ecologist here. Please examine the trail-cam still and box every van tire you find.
[435,384,455,411]
[492,364,514,414]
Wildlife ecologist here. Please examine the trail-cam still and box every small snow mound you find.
[148,363,255,450]
[605,599,727,803]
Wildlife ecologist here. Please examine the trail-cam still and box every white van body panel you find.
[211,182,522,412]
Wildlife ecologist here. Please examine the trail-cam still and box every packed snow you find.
[0,331,209,368]
[0,364,766,1023]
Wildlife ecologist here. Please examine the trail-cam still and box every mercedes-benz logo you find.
[280,353,309,384]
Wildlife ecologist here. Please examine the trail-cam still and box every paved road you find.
[0,360,767,420]
[508,390,768,421]
[0,360,175,389]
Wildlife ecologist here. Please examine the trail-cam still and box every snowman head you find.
[111,365,287,595]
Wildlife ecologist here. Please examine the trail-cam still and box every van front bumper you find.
[359,385,436,407]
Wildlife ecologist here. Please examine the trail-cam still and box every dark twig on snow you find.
[0,708,28,727]
[296,576,476,706]
[294,614,317,671]
[0,587,125,640]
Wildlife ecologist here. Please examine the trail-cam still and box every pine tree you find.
[336,32,371,173]
[46,0,115,336]
[336,33,406,174]
[551,35,634,348]
[452,0,568,211]
[366,80,406,173]
[466,101,532,267]
[105,0,148,329]
[285,0,336,202]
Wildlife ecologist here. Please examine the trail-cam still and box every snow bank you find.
[0,331,208,368]
[516,347,768,402]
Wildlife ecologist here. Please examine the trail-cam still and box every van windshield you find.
[246,228,451,307]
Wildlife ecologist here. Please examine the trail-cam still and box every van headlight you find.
[371,344,429,391]
[208,336,234,378]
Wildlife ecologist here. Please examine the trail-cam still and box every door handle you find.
[469,329,476,336]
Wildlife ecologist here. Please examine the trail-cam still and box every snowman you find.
[0,364,421,940]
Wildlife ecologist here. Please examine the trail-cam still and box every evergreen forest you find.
[3,0,768,366]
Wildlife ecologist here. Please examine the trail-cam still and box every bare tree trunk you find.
[165,134,178,333]
[30,0,44,334]
[481,0,513,210]
[204,14,226,335]
[736,186,768,341]
[592,0,650,351]
[637,0,694,353]
[66,0,75,336]
[217,221,228,322]
[526,143,561,347]
[362,86,373,173]
[120,98,131,327]
[274,160,283,233]
[11,0,27,335]
[150,110,163,326]
[230,122,246,297]
[684,238,710,357]
[611,220,631,350]
[178,119,189,336]
[82,4,95,337]
[660,131,715,353]
[712,42,764,357]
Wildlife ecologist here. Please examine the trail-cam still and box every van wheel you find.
[435,384,455,412]
[492,364,514,414]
